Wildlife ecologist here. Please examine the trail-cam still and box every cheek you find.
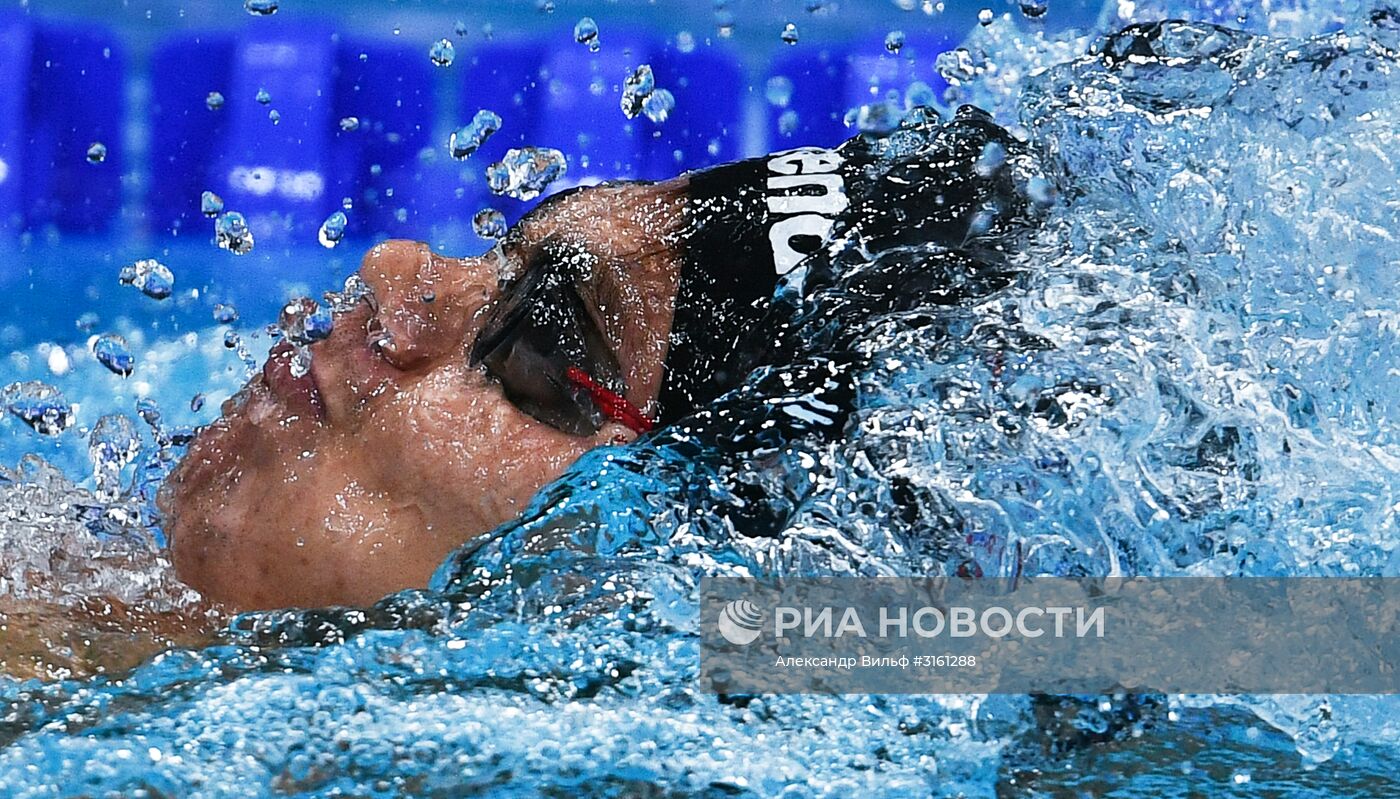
[360,364,596,525]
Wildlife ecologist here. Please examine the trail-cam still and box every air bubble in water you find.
[486,147,566,201]
[449,110,502,160]
[885,30,905,54]
[574,17,600,51]
[642,89,675,124]
[429,38,455,67]
[978,8,994,25]
[339,116,360,132]
[1019,0,1047,18]
[88,414,139,500]
[201,190,224,217]
[765,76,794,107]
[318,211,348,248]
[86,142,107,164]
[621,64,656,119]
[215,211,254,255]
[2,381,73,436]
[213,303,239,324]
[472,208,507,240]
[119,259,174,300]
[244,0,278,15]
[781,22,799,45]
[91,333,134,377]
[206,91,224,110]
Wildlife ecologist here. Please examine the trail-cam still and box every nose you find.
[356,240,499,369]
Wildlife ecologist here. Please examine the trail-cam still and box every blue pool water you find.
[4,1,1400,796]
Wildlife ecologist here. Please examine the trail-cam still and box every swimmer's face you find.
[160,183,685,611]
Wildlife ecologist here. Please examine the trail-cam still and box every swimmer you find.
[161,108,1030,610]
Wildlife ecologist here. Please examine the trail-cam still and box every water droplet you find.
[642,88,675,124]
[190,393,206,412]
[92,333,134,377]
[574,17,600,51]
[765,76,794,107]
[256,88,271,105]
[118,259,175,300]
[206,91,224,110]
[279,298,334,347]
[781,22,799,45]
[339,116,360,132]
[885,30,905,54]
[1019,0,1048,18]
[268,108,281,125]
[429,38,455,67]
[200,190,224,217]
[213,302,239,324]
[86,142,107,164]
[778,109,799,136]
[244,0,278,15]
[486,147,567,201]
[536,0,555,13]
[978,8,994,25]
[76,312,100,333]
[88,413,139,499]
[318,211,348,248]
[472,208,507,240]
[3,381,73,436]
[448,109,502,160]
[620,64,656,119]
[454,20,468,37]
[676,31,696,53]
[215,211,255,255]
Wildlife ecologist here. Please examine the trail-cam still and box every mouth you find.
[262,341,326,420]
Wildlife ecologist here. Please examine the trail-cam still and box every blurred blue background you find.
[0,0,1100,349]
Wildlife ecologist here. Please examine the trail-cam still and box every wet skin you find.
[160,181,688,610]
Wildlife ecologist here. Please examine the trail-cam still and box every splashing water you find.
[485,146,567,200]
[199,190,223,217]
[2,381,73,436]
[428,37,455,67]
[90,333,134,377]
[574,16,600,51]
[5,3,1400,796]
[448,109,502,160]
[317,211,348,248]
[620,63,656,119]
[117,259,174,300]
[472,207,507,240]
[214,211,254,255]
